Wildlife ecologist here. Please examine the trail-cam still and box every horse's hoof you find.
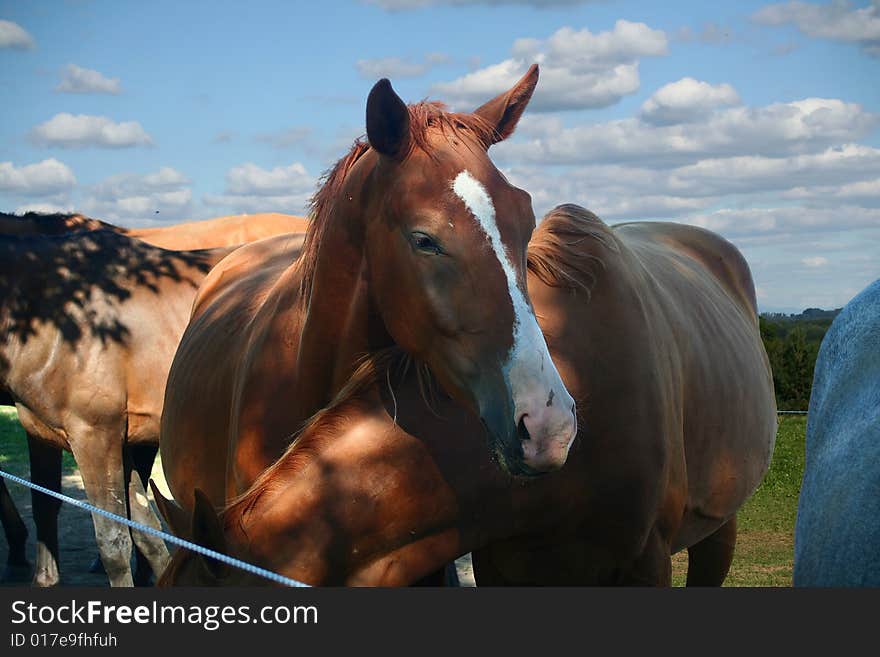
[2,562,32,584]
[88,556,105,574]
[31,570,60,587]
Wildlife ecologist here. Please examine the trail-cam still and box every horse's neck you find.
[292,185,393,418]
[224,383,465,585]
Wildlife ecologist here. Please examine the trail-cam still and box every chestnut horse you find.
[160,65,577,525]
[0,229,305,587]
[156,204,776,586]
[0,212,307,584]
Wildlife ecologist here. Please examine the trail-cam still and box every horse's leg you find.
[70,430,133,587]
[125,445,169,586]
[127,445,152,586]
[27,435,62,587]
[685,516,737,586]
[616,528,672,586]
[0,477,31,582]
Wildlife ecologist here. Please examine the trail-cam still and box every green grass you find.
[672,416,806,586]
[0,405,77,477]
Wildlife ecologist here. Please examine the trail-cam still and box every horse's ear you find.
[472,63,539,145]
[191,488,230,580]
[149,480,190,539]
[366,78,411,160]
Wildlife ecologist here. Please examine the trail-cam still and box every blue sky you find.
[1,0,878,312]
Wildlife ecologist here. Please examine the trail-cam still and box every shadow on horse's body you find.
[0,227,305,587]
[155,72,776,586]
[0,212,307,586]
[793,278,880,586]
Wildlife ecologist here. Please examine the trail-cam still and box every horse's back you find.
[131,213,308,250]
[794,278,880,586]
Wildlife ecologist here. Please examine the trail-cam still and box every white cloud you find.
[503,164,717,221]
[802,256,829,267]
[640,77,740,125]
[92,167,190,199]
[56,64,121,95]
[31,113,153,149]
[79,168,192,225]
[203,162,317,216]
[0,19,34,49]
[430,20,668,111]
[224,162,314,195]
[0,159,77,195]
[782,176,880,205]
[686,205,880,238]
[496,96,878,166]
[503,144,880,221]
[665,144,880,198]
[753,0,880,55]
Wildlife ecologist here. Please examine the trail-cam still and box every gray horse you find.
[793,278,880,586]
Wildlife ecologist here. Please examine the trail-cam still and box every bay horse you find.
[155,202,776,582]
[793,277,880,586]
[0,212,307,585]
[0,228,304,586]
[160,65,577,524]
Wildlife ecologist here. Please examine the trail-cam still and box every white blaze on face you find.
[451,170,576,467]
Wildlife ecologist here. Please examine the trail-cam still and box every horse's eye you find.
[410,231,443,255]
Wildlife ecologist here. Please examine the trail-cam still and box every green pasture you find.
[0,406,77,475]
[0,406,805,586]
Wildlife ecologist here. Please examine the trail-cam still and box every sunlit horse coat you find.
[793,278,880,586]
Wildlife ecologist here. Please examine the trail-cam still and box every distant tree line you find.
[759,308,841,411]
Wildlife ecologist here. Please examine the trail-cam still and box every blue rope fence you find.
[0,469,309,588]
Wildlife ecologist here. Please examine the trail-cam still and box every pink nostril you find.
[517,415,531,442]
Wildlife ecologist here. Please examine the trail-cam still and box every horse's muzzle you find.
[481,398,578,477]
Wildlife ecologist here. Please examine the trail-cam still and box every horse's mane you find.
[297,101,497,303]
[527,203,619,299]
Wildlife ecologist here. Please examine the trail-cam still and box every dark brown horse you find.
[0,229,308,586]
[157,204,776,586]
